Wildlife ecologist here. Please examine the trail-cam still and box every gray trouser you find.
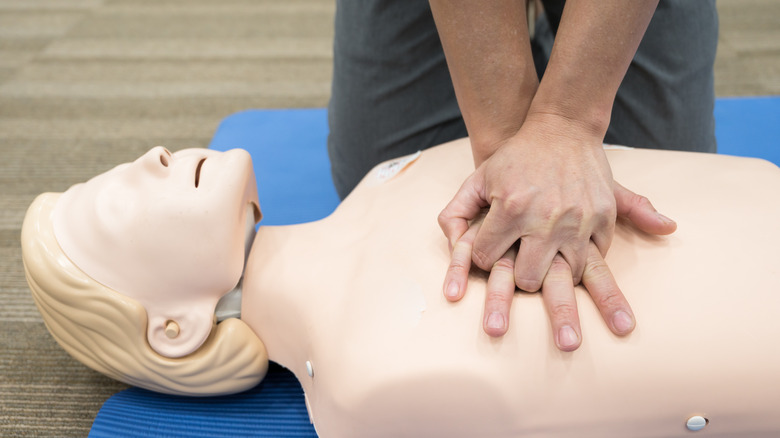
[328,0,719,199]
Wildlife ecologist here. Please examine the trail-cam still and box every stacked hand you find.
[439,117,677,351]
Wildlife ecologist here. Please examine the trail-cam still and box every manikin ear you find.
[146,301,216,358]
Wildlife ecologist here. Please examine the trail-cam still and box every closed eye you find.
[195,158,206,188]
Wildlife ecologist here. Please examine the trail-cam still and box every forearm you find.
[526,0,659,138]
[429,0,538,165]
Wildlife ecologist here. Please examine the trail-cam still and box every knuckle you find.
[549,302,577,322]
[595,198,617,219]
[452,238,473,254]
[635,194,652,208]
[501,190,534,216]
[471,248,494,270]
[485,290,510,306]
[502,196,525,216]
[447,259,469,274]
[596,291,623,311]
[566,205,585,223]
[492,257,514,273]
[436,211,449,229]
[542,204,565,223]
[584,255,610,280]
[625,193,650,216]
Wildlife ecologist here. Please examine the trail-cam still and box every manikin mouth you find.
[194,158,206,188]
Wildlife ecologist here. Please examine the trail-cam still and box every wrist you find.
[519,108,608,148]
[524,99,611,143]
[526,64,616,140]
[468,78,539,167]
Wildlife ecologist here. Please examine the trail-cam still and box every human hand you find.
[442,178,676,349]
[440,117,617,293]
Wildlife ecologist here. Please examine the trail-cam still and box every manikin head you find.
[22,147,268,395]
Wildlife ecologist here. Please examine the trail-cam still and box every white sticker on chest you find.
[376,151,422,182]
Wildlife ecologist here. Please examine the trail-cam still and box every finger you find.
[590,221,615,259]
[557,237,591,286]
[542,254,582,351]
[614,181,677,235]
[438,173,489,248]
[513,239,558,292]
[581,241,636,336]
[443,221,481,302]
[471,204,523,271]
[590,197,616,259]
[483,247,518,337]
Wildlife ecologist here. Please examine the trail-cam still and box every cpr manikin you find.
[22,138,780,437]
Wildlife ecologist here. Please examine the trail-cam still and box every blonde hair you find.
[22,193,268,396]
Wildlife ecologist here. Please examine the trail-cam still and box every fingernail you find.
[445,281,459,299]
[612,310,635,333]
[486,312,504,330]
[656,212,676,225]
[558,326,579,349]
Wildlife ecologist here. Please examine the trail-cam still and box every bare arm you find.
[526,0,659,136]
[434,0,672,349]
[429,0,538,165]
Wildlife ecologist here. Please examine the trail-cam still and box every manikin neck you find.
[214,205,261,321]
[238,221,325,369]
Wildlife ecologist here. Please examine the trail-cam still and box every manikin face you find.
[53,147,260,358]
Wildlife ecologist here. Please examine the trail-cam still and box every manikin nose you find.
[137,146,172,172]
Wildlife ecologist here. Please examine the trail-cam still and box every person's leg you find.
[328,0,466,199]
[605,0,718,152]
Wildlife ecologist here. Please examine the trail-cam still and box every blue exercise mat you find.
[89,364,317,438]
[209,108,340,225]
[715,96,780,167]
[90,97,779,437]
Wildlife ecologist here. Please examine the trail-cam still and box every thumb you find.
[614,181,677,235]
[438,172,489,248]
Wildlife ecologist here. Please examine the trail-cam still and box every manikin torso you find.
[242,138,780,438]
